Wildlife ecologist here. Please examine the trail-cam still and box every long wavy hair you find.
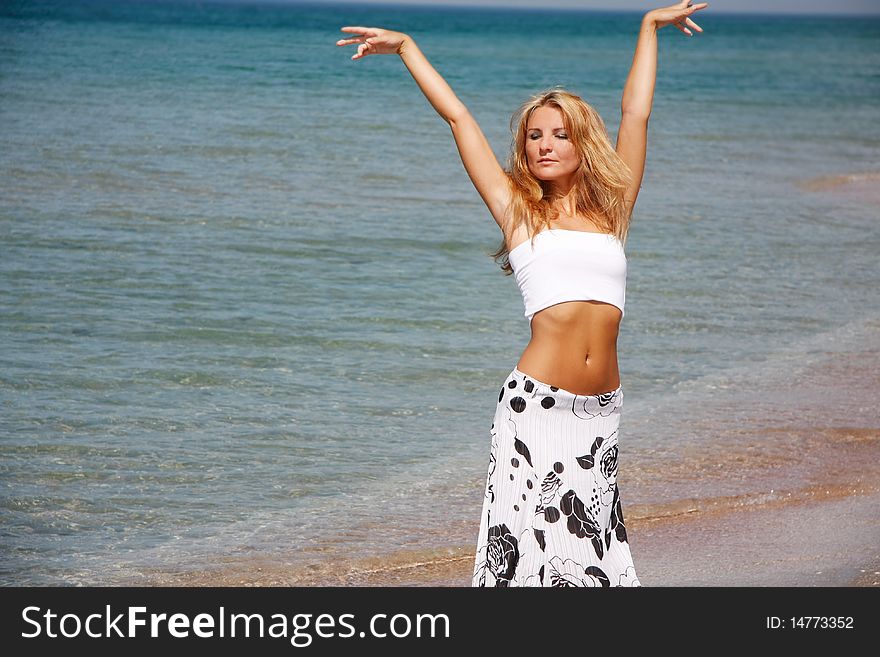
[491,87,634,275]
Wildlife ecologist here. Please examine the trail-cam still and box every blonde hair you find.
[491,87,634,275]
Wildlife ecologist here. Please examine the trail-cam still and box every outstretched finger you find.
[675,21,692,36]
[685,17,703,32]
[336,36,366,46]
[340,26,373,36]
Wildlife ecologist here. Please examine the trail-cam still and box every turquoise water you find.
[1,0,879,585]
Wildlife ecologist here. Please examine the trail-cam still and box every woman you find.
[337,1,709,587]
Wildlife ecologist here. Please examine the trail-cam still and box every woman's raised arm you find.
[337,27,511,229]
[616,2,708,215]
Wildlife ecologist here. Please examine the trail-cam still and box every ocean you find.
[1,0,878,585]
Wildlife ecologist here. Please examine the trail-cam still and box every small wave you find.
[797,171,880,192]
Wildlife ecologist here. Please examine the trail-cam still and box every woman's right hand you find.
[336,26,410,60]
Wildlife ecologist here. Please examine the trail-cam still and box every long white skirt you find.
[472,366,641,587]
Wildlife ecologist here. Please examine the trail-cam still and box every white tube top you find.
[507,228,626,324]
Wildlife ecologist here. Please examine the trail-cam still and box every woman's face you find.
[525,105,580,185]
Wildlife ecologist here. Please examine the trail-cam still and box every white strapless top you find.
[507,228,627,324]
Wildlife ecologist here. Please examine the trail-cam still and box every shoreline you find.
[137,476,880,587]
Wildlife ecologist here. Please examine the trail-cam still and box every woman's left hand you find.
[647,1,709,36]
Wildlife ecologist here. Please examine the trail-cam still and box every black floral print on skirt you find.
[473,367,641,587]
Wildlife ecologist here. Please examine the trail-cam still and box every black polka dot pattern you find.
[510,397,526,413]
[541,396,555,409]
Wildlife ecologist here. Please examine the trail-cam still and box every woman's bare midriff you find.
[515,300,622,396]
